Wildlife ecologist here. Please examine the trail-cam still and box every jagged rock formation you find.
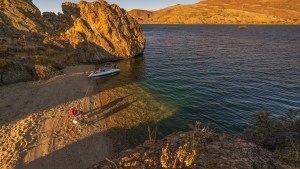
[0,0,145,85]
[93,130,281,168]
[129,0,300,24]
[61,2,145,58]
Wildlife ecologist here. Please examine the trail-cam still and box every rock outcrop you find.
[129,0,300,24]
[0,0,145,85]
[93,130,281,168]
[61,1,144,58]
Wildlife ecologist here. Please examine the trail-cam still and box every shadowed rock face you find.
[129,0,300,24]
[0,0,145,85]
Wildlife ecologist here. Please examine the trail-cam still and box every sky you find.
[32,0,200,13]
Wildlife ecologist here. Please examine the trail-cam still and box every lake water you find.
[98,25,300,135]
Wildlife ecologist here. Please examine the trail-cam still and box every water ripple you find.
[141,25,300,135]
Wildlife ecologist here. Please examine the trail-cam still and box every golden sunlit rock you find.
[61,1,145,58]
[0,0,145,84]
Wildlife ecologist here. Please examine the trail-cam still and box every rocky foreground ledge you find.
[93,110,300,169]
[92,128,281,169]
[0,0,145,85]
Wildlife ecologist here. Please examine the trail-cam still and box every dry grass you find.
[32,55,51,66]
[160,143,197,168]
[33,65,61,80]
[159,121,202,168]
[147,126,157,145]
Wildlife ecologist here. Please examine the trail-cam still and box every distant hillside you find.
[129,0,300,24]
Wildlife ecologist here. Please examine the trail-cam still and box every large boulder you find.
[0,0,145,58]
[0,0,145,84]
[61,1,145,58]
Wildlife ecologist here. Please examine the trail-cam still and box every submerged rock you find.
[0,0,145,85]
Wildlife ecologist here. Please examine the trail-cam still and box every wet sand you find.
[0,65,175,169]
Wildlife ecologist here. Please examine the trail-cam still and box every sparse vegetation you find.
[113,121,202,168]
[147,125,157,145]
[32,55,51,66]
[161,121,201,168]
[97,119,281,168]
[160,143,197,168]
[34,64,61,80]
[0,59,14,69]
[242,109,300,167]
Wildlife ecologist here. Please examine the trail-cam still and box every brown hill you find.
[0,0,145,85]
[129,0,300,24]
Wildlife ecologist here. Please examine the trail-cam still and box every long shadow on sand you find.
[87,101,136,126]
[0,57,145,125]
[16,113,172,169]
[15,93,184,169]
[85,94,132,116]
[81,94,134,125]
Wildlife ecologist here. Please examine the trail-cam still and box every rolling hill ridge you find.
[129,0,300,24]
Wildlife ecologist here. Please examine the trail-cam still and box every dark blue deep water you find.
[102,25,300,135]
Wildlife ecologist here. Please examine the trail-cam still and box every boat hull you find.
[88,68,120,78]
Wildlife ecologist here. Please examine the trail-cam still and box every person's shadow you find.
[87,100,137,125]
[83,94,135,125]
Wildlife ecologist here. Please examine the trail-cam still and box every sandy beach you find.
[0,65,175,169]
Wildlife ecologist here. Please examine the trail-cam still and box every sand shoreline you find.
[1,65,114,169]
[0,65,175,169]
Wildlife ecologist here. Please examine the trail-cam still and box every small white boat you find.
[88,67,120,78]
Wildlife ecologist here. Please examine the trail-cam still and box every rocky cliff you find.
[93,129,281,169]
[0,0,145,85]
[129,0,300,24]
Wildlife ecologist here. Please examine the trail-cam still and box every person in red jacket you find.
[70,106,81,124]
[70,106,78,117]
[69,107,88,124]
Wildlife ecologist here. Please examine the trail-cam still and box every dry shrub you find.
[0,59,13,69]
[160,143,197,168]
[243,109,300,167]
[34,65,60,80]
[147,126,157,145]
[160,121,202,168]
[32,55,50,65]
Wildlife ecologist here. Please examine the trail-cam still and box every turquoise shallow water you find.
[98,25,300,135]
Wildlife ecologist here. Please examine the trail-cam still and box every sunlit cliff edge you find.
[129,0,300,24]
[0,0,145,85]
